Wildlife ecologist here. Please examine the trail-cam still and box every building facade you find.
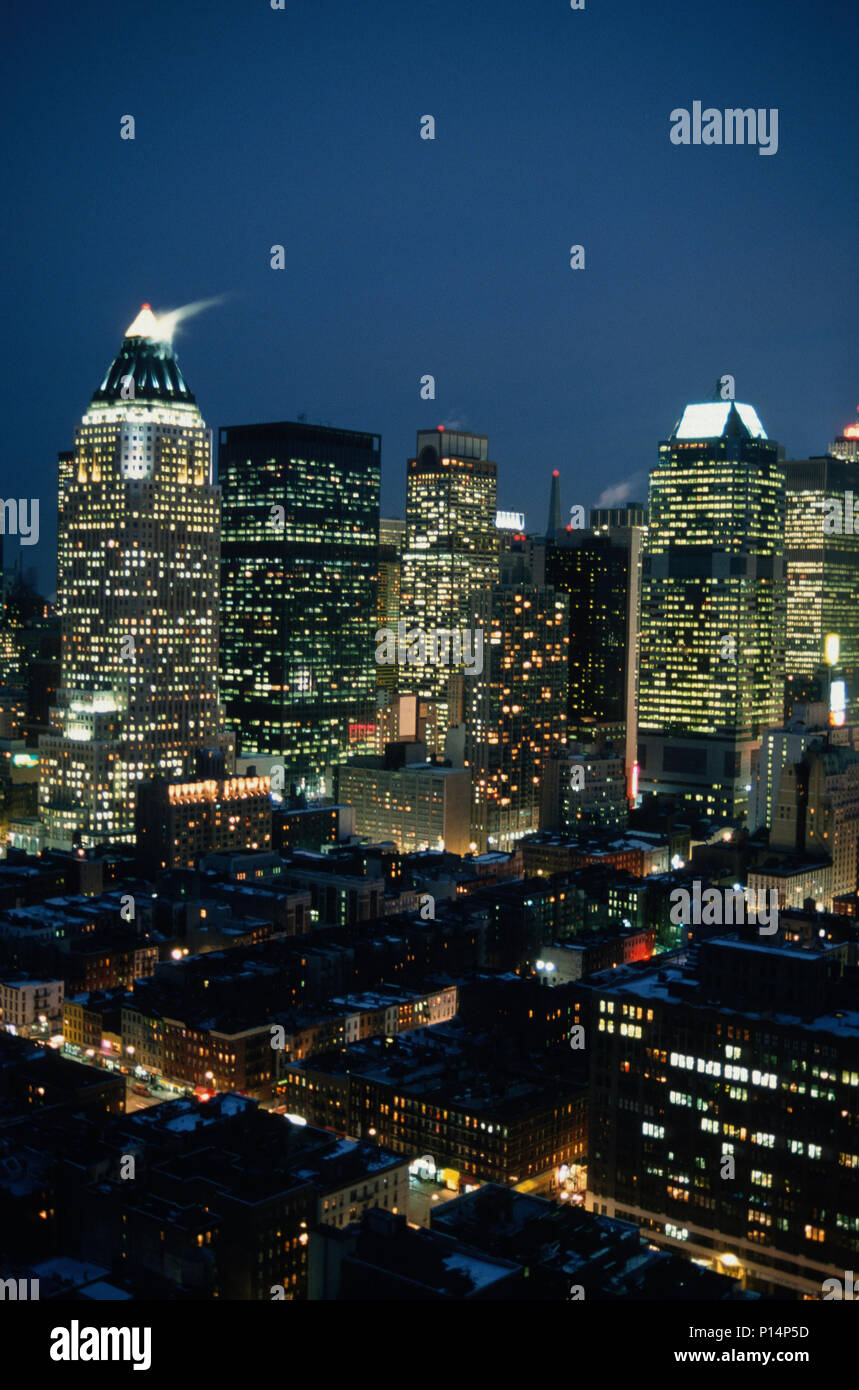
[585,941,859,1296]
[135,774,272,872]
[545,505,645,789]
[638,398,786,821]
[399,429,498,704]
[219,421,381,795]
[464,548,568,851]
[40,305,229,848]
[785,452,859,723]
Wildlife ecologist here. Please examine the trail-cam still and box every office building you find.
[376,518,405,694]
[219,421,381,795]
[464,546,568,851]
[135,773,272,873]
[546,505,645,791]
[768,732,859,902]
[40,305,229,848]
[748,702,829,834]
[584,937,859,1296]
[559,740,629,832]
[399,428,498,703]
[336,745,471,855]
[638,397,786,820]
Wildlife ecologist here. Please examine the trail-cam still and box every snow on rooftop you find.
[442,1250,514,1290]
[219,1094,250,1117]
[79,1281,133,1301]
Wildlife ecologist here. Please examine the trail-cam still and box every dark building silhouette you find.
[219,421,381,794]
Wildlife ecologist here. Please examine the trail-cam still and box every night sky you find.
[4,0,857,592]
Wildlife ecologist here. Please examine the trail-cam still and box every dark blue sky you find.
[3,0,857,591]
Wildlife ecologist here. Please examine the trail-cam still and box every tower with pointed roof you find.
[545,469,563,541]
[637,393,786,821]
[40,305,230,848]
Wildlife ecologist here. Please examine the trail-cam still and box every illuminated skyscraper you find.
[376,518,405,695]
[637,397,786,821]
[40,305,229,848]
[785,442,859,722]
[465,544,568,851]
[219,420,381,794]
[400,428,498,704]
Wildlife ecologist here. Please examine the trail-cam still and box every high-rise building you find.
[40,305,229,849]
[465,545,568,851]
[219,421,381,795]
[545,504,645,792]
[400,428,498,703]
[376,518,404,695]
[768,729,859,902]
[785,450,859,722]
[56,449,74,608]
[637,397,786,821]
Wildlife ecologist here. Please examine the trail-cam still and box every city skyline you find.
[4,0,856,591]
[8,297,857,599]
[3,0,859,1334]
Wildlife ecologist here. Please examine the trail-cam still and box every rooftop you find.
[671,400,768,441]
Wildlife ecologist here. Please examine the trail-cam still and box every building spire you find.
[546,469,562,540]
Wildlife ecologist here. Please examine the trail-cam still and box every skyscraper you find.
[545,504,645,793]
[219,421,380,795]
[785,445,859,722]
[465,543,568,851]
[637,397,786,821]
[376,518,405,695]
[40,305,229,848]
[400,428,498,703]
